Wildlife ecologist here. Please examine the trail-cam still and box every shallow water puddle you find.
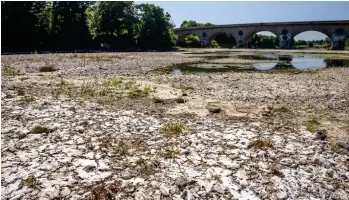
[254,55,349,71]
[172,53,349,75]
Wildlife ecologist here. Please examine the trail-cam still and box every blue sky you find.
[136,1,349,41]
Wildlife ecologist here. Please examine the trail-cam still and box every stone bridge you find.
[174,20,349,50]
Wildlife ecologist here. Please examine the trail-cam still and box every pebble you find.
[313,131,326,140]
[207,105,221,113]
[160,185,170,197]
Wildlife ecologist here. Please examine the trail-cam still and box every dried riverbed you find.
[1,50,349,200]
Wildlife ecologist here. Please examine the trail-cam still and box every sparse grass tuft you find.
[83,181,122,200]
[210,174,223,184]
[162,149,180,159]
[39,65,57,72]
[71,54,112,62]
[249,139,273,150]
[331,143,341,153]
[17,96,35,103]
[306,117,320,133]
[18,175,41,190]
[2,65,22,76]
[159,122,184,138]
[134,158,159,177]
[274,106,291,113]
[17,88,25,96]
[127,85,152,99]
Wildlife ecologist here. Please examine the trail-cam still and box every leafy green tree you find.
[247,34,277,49]
[212,33,236,48]
[136,3,176,50]
[180,20,215,28]
[211,40,221,48]
[345,39,349,50]
[1,1,50,51]
[182,34,200,47]
[50,1,94,50]
[87,1,136,49]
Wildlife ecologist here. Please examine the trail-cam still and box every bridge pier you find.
[279,29,292,49]
[331,33,347,50]
[200,32,211,48]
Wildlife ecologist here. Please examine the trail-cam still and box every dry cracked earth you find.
[1,50,349,200]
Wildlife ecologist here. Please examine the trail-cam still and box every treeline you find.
[292,38,332,49]
[247,34,278,49]
[1,1,177,52]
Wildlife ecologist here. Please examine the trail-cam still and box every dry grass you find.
[17,88,25,96]
[249,139,273,150]
[71,54,127,62]
[162,149,180,159]
[2,65,22,76]
[83,181,122,200]
[210,174,223,184]
[306,117,320,133]
[134,158,160,178]
[159,122,184,138]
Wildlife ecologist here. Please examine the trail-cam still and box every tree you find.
[180,20,215,28]
[50,1,94,50]
[247,34,277,49]
[87,1,137,49]
[136,3,176,50]
[183,34,200,48]
[1,1,50,51]
[212,33,236,48]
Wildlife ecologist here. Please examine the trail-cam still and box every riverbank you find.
[2,49,349,199]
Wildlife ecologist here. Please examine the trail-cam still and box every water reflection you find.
[253,55,349,71]
[171,54,349,75]
[291,57,326,70]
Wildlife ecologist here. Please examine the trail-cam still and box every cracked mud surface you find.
[1,50,349,200]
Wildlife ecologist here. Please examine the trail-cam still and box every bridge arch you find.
[292,30,332,49]
[244,31,279,49]
[209,32,237,48]
[177,33,201,48]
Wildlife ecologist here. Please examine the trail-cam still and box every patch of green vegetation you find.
[331,143,341,153]
[39,65,57,72]
[17,96,35,103]
[19,175,41,190]
[2,65,23,76]
[159,122,185,138]
[306,117,320,133]
[102,78,123,88]
[127,86,152,99]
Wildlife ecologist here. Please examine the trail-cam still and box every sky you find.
[136,1,349,41]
